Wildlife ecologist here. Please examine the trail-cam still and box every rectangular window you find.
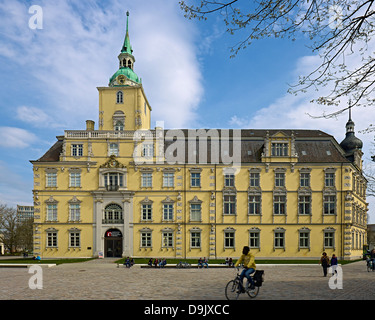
[224,174,235,187]
[271,143,288,156]
[299,232,309,248]
[46,173,57,187]
[190,204,201,221]
[324,232,335,248]
[47,204,57,221]
[142,204,152,221]
[142,144,154,158]
[300,173,310,187]
[69,204,80,221]
[249,232,260,248]
[141,232,152,247]
[109,143,119,156]
[191,232,201,248]
[249,173,260,187]
[323,195,336,215]
[69,232,80,247]
[72,144,83,157]
[162,232,173,248]
[224,231,235,248]
[69,173,81,187]
[141,173,152,187]
[105,173,124,190]
[191,172,201,187]
[47,232,57,247]
[163,172,174,187]
[325,173,335,187]
[248,195,261,215]
[274,195,286,215]
[223,195,236,215]
[298,196,311,215]
[274,232,284,248]
[163,204,174,221]
[275,173,285,187]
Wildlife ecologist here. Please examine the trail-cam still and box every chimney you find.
[86,120,95,131]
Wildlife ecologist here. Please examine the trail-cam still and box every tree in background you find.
[180,0,375,125]
[0,204,33,254]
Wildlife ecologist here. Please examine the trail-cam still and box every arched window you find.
[104,204,123,223]
[116,91,123,104]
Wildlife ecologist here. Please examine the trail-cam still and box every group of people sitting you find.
[148,258,167,268]
[123,257,135,267]
[197,257,209,268]
[224,257,234,267]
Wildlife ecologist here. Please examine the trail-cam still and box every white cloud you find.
[0,127,37,148]
[0,0,204,130]
[16,106,53,126]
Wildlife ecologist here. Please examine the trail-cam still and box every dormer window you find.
[271,143,288,156]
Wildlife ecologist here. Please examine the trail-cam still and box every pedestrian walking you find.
[320,252,330,277]
[330,254,338,275]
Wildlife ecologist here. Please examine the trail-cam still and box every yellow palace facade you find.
[30,13,368,260]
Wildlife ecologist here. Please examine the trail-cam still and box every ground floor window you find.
[324,231,335,248]
[69,231,80,248]
[162,231,174,248]
[299,231,310,249]
[224,231,235,248]
[47,232,57,247]
[141,231,152,248]
[249,232,260,248]
[190,232,201,248]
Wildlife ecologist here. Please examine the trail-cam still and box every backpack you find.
[253,270,264,287]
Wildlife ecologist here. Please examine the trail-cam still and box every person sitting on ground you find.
[228,257,234,267]
[202,257,209,268]
[124,257,131,268]
[153,258,158,268]
[148,258,153,267]
[234,246,256,291]
[159,258,167,268]
[198,257,203,268]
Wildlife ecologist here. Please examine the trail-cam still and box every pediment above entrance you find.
[100,155,126,168]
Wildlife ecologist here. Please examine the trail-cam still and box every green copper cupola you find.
[109,11,141,86]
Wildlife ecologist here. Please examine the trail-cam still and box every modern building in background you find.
[16,205,34,222]
[30,13,368,260]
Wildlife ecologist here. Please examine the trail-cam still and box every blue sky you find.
[0,0,374,221]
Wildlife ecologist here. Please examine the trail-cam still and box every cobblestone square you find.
[0,259,374,300]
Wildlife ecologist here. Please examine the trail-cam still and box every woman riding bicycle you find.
[235,246,256,291]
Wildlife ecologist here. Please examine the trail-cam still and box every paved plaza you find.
[0,258,374,300]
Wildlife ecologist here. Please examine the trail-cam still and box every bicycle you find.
[176,261,191,268]
[225,268,262,300]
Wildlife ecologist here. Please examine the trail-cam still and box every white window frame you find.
[71,144,83,157]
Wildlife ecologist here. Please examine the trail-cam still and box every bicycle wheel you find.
[247,285,259,298]
[225,280,240,300]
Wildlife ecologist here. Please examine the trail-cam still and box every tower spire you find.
[121,11,133,55]
[109,11,140,86]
